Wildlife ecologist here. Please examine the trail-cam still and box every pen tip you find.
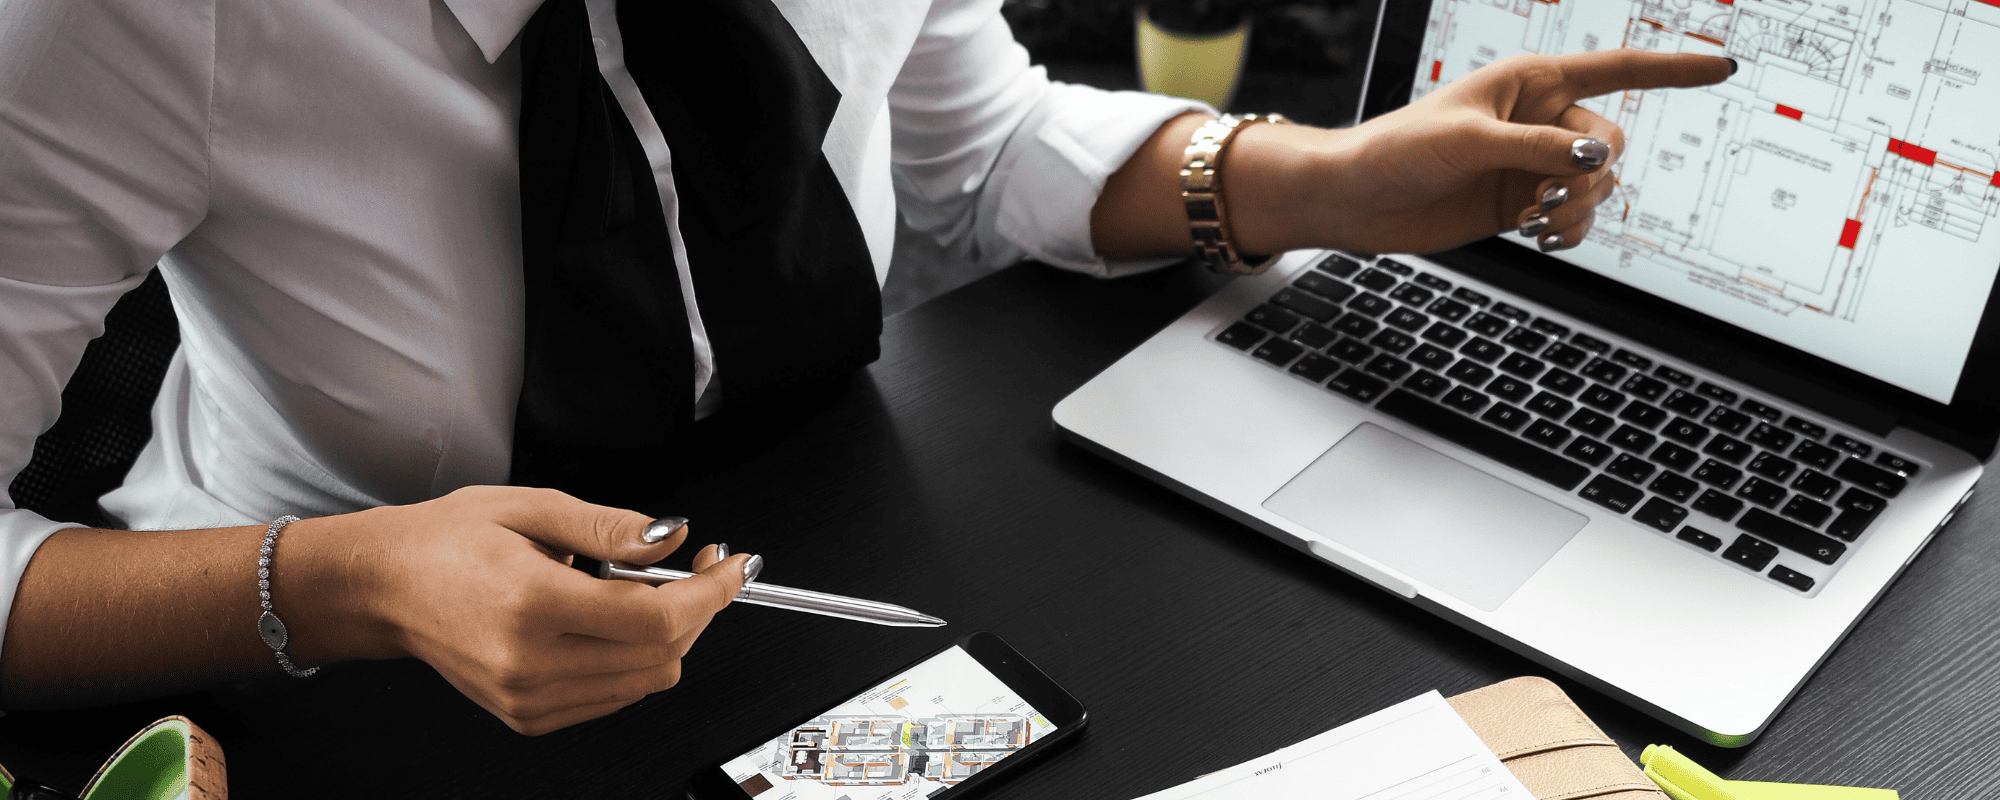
[921,615,947,627]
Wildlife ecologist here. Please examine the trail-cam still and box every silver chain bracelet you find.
[256,515,319,678]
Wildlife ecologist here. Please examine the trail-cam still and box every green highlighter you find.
[1641,744,1900,800]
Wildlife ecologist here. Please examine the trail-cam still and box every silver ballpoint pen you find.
[599,561,947,627]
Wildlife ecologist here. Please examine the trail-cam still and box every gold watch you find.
[1181,113,1290,275]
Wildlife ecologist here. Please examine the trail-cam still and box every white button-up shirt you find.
[0,0,1202,658]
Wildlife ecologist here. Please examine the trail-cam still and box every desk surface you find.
[4,262,1998,798]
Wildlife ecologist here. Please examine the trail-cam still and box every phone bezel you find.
[683,631,1087,799]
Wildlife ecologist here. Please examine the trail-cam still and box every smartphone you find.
[684,632,1088,799]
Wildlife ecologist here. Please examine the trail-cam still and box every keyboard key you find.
[1326,369,1390,402]
[1580,359,1627,385]
[1569,332,1610,353]
[1649,441,1699,471]
[1442,386,1491,414]
[1487,375,1534,403]
[1490,302,1531,322]
[1694,489,1745,521]
[1217,322,1265,350]
[1874,451,1920,477]
[1541,342,1589,369]
[1408,343,1455,371]
[1245,304,1301,333]
[1365,354,1414,380]
[1388,283,1435,307]
[1621,375,1671,401]
[1723,535,1778,571]
[1383,306,1430,332]
[1661,390,1709,419]
[1568,407,1615,436]
[1426,298,1472,322]
[1737,508,1846,564]
[1790,469,1840,500]
[1290,323,1338,350]
[1696,382,1739,405]
[1829,434,1872,457]
[1653,365,1695,387]
[1836,486,1886,514]
[1375,258,1414,276]
[1528,318,1570,338]
[1704,406,1754,435]
[1289,353,1341,382]
[1451,287,1491,307]
[1769,565,1815,592]
[1834,458,1907,497]
[1735,477,1786,509]
[1536,368,1585,395]
[1421,322,1469,347]
[1701,434,1753,464]
[1314,253,1363,277]
[1650,472,1700,502]
[1608,424,1657,452]
[1405,370,1451,397]
[1328,338,1375,364]
[1826,503,1880,541]
[1579,385,1626,411]
[1413,272,1452,291]
[1678,526,1723,551]
[1461,337,1506,363]
[1739,398,1782,421]
[1346,293,1393,317]
[1610,349,1652,370]
[1481,402,1532,432]
[1524,418,1572,448]
[1332,312,1380,338]
[1370,329,1417,354]
[1660,417,1710,446]
[1525,391,1575,418]
[1617,401,1668,429]
[1579,474,1643,513]
[1563,436,1614,466]
[1791,440,1840,469]
[1374,390,1591,490]
[1499,327,1548,353]
[1445,361,1494,385]
[1605,453,1656,484]
[1747,452,1798,482]
[1352,268,1397,292]
[1693,459,1743,489]
[1782,417,1827,440]
[1499,353,1547,379]
[1464,312,1509,337]
[1272,289,1339,322]
[1293,272,1357,303]
[1780,495,1834,526]
[1251,338,1305,366]
[1634,497,1688,532]
[1745,423,1796,452]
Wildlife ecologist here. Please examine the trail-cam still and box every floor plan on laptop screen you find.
[1416,0,2000,403]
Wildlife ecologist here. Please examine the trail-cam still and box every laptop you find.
[1054,0,2000,745]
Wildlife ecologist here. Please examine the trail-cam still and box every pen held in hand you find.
[598,561,947,628]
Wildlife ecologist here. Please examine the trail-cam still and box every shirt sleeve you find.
[0,0,214,666]
[888,0,1213,278]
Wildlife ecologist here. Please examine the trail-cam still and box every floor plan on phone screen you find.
[1418,0,2000,403]
[721,646,1057,799]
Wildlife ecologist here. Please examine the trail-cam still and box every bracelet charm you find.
[258,515,319,678]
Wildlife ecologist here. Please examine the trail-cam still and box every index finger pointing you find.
[1538,50,1732,108]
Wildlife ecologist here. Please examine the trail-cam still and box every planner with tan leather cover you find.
[1447,677,1665,800]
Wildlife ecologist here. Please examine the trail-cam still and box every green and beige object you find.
[1135,7,1251,110]
[0,716,226,800]
[1641,744,1897,800]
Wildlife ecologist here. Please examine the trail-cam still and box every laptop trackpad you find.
[1263,423,1587,612]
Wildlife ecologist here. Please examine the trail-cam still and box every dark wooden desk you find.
[4,262,1997,798]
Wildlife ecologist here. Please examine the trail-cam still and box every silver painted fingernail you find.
[641,517,687,544]
[1519,214,1550,237]
[714,542,730,559]
[1570,138,1611,169]
[1539,232,1565,252]
[1540,184,1569,211]
[742,554,764,584]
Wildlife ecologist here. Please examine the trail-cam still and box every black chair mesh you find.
[8,269,180,527]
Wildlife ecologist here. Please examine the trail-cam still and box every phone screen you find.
[717,644,1062,799]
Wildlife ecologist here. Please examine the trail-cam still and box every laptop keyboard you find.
[1215,252,1925,595]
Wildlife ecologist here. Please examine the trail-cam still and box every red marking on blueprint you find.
[1717,0,1734,5]
[1688,32,1726,46]
[1991,171,2000,188]
[1887,138,1938,166]
[1431,60,1442,82]
[1775,104,1803,120]
[1977,0,2000,8]
[1839,219,1862,249]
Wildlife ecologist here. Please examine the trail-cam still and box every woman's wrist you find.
[268,512,404,666]
[1220,122,1363,257]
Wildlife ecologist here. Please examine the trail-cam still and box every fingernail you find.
[641,517,687,544]
[1519,213,1550,237]
[714,542,730,559]
[742,554,764,584]
[1570,138,1611,169]
[1539,184,1568,211]
[1726,57,1739,76]
[1539,232,1565,252]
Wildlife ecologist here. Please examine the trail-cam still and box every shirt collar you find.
[442,0,547,63]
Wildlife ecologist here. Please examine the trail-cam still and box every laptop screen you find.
[1410,1,2000,405]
